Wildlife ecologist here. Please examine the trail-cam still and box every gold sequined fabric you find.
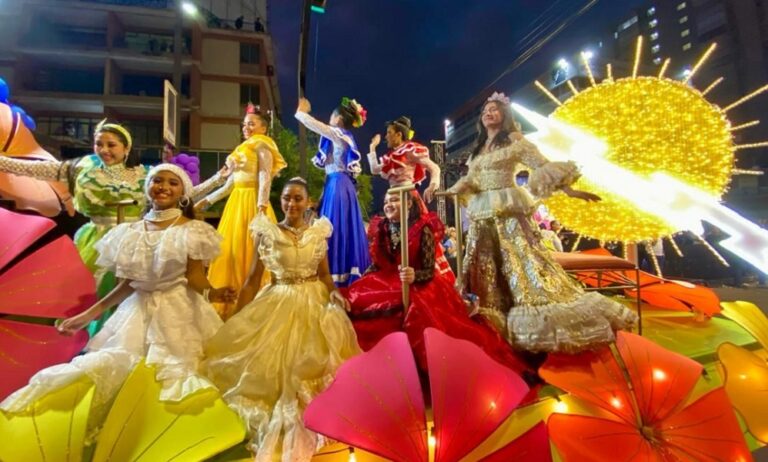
[455,140,637,353]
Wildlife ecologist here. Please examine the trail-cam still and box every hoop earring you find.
[178,196,191,208]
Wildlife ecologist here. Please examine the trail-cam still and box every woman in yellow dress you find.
[195,105,286,319]
[204,178,360,461]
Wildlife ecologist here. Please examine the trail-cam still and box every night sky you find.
[269,0,647,145]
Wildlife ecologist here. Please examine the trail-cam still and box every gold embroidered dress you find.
[448,137,637,353]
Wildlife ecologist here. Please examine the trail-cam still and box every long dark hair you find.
[333,106,356,129]
[470,101,520,159]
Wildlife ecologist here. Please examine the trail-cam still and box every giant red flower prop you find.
[304,329,552,462]
[0,208,94,399]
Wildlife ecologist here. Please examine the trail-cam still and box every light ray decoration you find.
[521,38,768,274]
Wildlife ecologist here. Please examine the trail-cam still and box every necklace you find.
[144,207,183,223]
[278,221,309,241]
[142,214,182,247]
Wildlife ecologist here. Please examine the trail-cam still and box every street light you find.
[557,58,570,70]
[181,1,197,16]
[581,50,595,60]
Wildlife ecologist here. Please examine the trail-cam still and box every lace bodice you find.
[94,219,222,291]
[203,134,286,206]
[249,216,333,280]
[448,138,580,219]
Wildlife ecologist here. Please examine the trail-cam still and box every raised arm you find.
[295,98,342,142]
[256,147,273,214]
[196,174,235,211]
[190,166,228,202]
[367,134,383,176]
[0,156,69,183]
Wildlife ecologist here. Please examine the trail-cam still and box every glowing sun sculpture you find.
[514,38,768,275]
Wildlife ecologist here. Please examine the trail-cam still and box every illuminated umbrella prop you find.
[304,329,552,462]
[541,331,751,461]
[718,342,768,445]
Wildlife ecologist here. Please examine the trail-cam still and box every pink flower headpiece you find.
[487,92,510,105]
[342,97,367,128]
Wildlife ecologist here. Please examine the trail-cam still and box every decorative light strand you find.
[724,83,768,112]
[693,233,730,267]
[571,234,582,252]
[632,36,643,79]
[658,58,671,79]
[735,141,768,150]
[702,77,724,96]
[581,52,596,87]
[645,240,662,277]
[606,63,614,82]
[730,120,759,132]
[567,80,580,95]
[534,80,563,106]
[666,235,684,257]
[683,42,717,84]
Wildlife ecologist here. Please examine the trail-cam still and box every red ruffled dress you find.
[343,212,528,375]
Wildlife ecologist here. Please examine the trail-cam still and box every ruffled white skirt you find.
[0,283,222,435]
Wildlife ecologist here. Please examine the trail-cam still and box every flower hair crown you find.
[487,92,510,105]
[341,97,367,128]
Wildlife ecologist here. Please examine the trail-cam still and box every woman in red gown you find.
[344,191,529,375]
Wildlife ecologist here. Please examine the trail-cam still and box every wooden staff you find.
[388,183,416,311]
[105,199,138,225]
[434,191,463,288]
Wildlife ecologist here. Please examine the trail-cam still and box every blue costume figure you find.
[295,97,371,286]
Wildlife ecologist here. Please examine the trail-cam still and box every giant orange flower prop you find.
[541,331,751,461]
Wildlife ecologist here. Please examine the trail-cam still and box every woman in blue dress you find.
[295,97,371,287]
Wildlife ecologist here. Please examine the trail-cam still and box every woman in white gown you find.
[204,177,361,462]
[0,164,236,439]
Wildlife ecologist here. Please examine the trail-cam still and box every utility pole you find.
[172,2,183,144]
[297,0,313,178]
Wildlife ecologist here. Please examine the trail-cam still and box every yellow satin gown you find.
[204,216,361,461]
[205,134,286,319]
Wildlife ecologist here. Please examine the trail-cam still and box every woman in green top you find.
[0,119,224,334]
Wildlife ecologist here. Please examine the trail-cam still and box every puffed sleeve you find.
[249,214,278,243]
[518,137,581,198]
[186,220,223,263]
[94,222,135,272]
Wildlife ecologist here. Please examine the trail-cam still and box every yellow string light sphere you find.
[544,76,734,243]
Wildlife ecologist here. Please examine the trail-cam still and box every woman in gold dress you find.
[448,92,637,354]
[195,105,286,319]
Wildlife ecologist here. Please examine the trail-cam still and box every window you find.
[240,84,260,105]
[679,16,688,24]
[653,57,662,65]
[681,29,690,37]
[240,43,260,64]
[652,44,661,53]
[682,42,692,50]
[647,6,656,15]
[618,16,638,32]
[677,2,687,10]
[650,31,659,41]
[649,19,658,28]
